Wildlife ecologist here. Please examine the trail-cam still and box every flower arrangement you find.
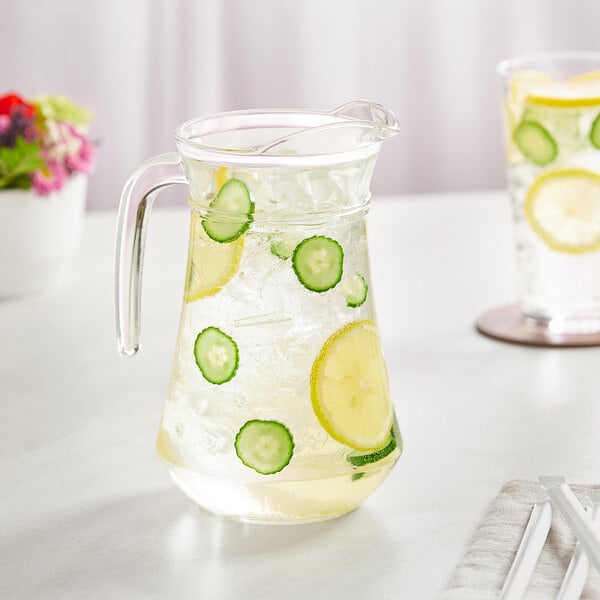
[0,92,95,196]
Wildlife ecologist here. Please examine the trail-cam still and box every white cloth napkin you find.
[441,480,600,599]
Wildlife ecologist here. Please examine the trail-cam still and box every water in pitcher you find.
[157,154,401,523]
[116,102,402,523]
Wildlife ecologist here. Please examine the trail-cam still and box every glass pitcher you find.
[116,100,403,523]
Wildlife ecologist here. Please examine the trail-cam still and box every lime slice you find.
[524,168,600,253]
[310,320,393,451]
[184,211,244,303]
[235,420,294,475]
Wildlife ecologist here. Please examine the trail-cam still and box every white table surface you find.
[2,190,600,600]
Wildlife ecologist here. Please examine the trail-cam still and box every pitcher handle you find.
[115,153,187,357]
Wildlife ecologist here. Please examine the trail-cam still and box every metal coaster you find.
[476,304,600,348]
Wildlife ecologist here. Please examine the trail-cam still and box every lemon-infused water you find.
[115,103,402,522]
[501,59,600,333]
[157,162,401,523]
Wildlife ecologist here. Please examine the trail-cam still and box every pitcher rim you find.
[173,105,397,168]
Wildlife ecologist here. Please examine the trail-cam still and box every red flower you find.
[0,93,36,118]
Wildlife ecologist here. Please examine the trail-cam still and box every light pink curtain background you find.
[1,0,599,210]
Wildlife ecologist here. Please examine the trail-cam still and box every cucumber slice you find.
[347,434,397,467]
[270,238,296,260]
[193,326,239,384]
[391,420,403,455]
[343,272,368,307]
[292,236,343,292]
[202,178,255,243]
[590,113,600,149]
[235,419,294,475]
[521,106,582,151]
[514,120,557,166]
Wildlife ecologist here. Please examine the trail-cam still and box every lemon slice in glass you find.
[509,70,551,107]
[526,95,600,108]
[569,70,600,84]
[183,210,245,302]
[509,70,600,108]
[525,82,600,108]
[524,169,600,253]
[310,320,393,451]
[215,165,229,189]
[156,426,186,467]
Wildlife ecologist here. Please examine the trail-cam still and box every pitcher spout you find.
[253,99,401,156]
[329,99,401,140]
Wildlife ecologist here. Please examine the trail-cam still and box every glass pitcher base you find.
[166,457,397,524]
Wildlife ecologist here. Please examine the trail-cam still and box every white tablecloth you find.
[2,190,599,599]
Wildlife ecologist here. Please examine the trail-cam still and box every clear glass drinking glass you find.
[115,101,403,523]
[496,52,600,338]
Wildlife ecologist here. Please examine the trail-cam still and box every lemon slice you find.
[509,68,600,107]
[509,69,600,108]
[183,210,244,302]
[310,320,393,451]
[524,169,600,253]
[569,70,600,84]
[215,165,229,189]
[156,427,186,467]
[526,94,600,108]
[509,70,551,107]
[525,81,600,108]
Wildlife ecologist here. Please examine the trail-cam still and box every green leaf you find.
[0,137,45,189]
[11,175,32,190]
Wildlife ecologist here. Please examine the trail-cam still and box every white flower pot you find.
[0,174,87,297]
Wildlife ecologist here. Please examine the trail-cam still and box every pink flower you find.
[60,124,94,175]
[0,92,95,194]
[31,160,66,196]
